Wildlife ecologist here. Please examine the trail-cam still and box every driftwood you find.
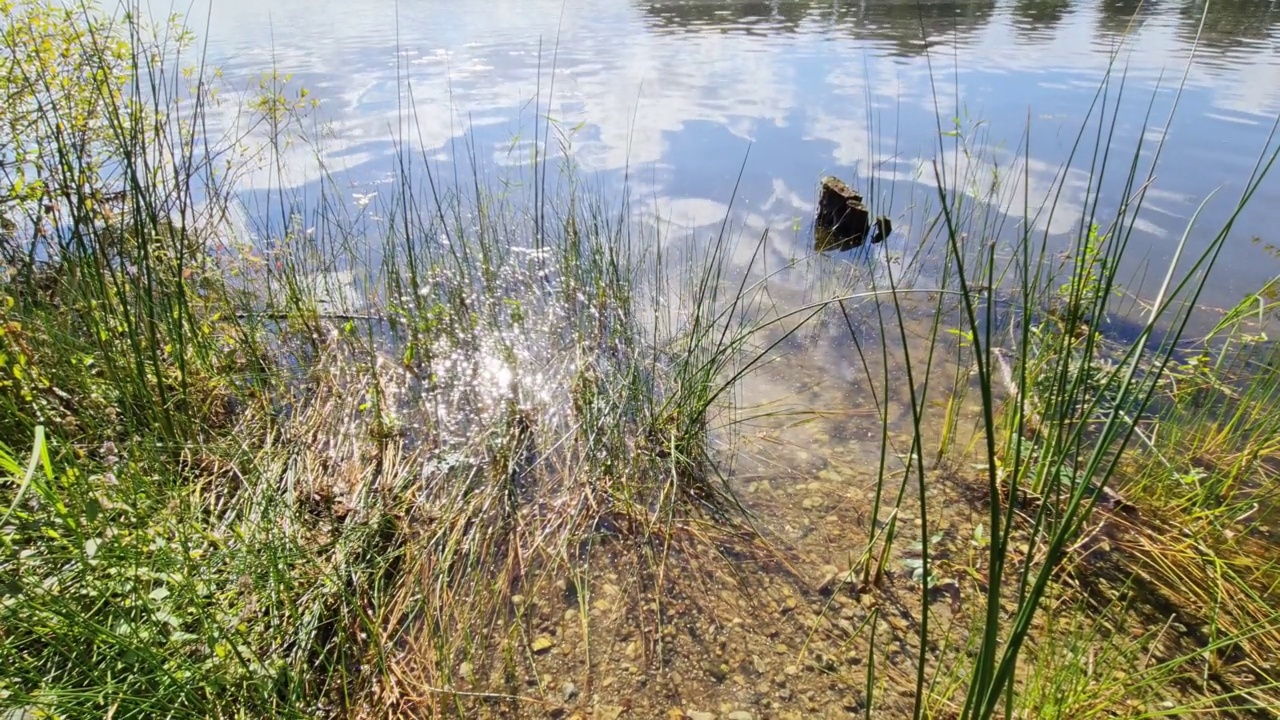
[814,176,891,251]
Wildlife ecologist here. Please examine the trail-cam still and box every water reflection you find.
[640,0,1000,56]
[1092,0,1162,37]
[1010,0,1074,36]
[1177,0,1280,57]
[639,0,1280,65]
[638,0,815,35]
[183,0,1280,313]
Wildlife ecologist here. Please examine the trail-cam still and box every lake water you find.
[185,0,1280,313]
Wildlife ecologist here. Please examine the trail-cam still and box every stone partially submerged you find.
[814,176,891,251]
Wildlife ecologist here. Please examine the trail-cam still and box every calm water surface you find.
[187,0,1280,310]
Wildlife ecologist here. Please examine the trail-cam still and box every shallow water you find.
[173,0,1280,477]
[182,0,1280,315]
[175,7,1280,703]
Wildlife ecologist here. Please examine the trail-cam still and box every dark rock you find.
[807,652,838,673]
[814,176,891,251]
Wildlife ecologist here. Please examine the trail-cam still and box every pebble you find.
[727,712,755,720]
[808,653,837,672]
[842,695,864,711]
[561,682,579,702]
[886,614,911,634]
[687,712,717,720]
[818,568,860,596]
[802,496,824,509]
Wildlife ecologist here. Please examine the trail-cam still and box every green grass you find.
[0,2,797,715]
[4,1,1280,719]
[833,10,1280,715]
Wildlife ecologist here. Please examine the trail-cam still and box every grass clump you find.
[0,3,776,717]
[832,21,1280,715]
[6,1,1280,719]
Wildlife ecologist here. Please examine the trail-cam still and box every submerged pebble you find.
[561,681,579,702]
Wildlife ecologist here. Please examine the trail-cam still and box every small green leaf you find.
[154,610,182,628]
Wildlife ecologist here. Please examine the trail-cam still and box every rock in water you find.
[814,176,891,251]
